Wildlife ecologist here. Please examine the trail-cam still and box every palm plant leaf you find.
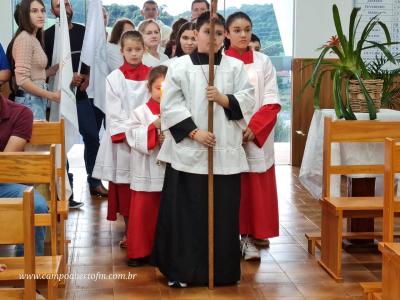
[356,16,379,56]
[313,69,332,109]
[365,41,396,63]
[354,73,377,120]
[311,47,331,84]
[348,7,361,58]
[377,21,392,44]
[332,70,344,119]
[333,5,349,54]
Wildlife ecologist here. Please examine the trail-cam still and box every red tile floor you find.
[5,145,385,299]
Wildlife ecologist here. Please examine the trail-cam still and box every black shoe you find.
[69,198,84,209]
[127,257,149,267]
[90,184,108,197]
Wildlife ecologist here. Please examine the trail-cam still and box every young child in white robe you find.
[151,11,255,287]
[126,65,168,267]
[93,31,151,248]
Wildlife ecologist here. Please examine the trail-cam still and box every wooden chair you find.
[309,117,400,281]
[0,187,36,299]
[362,138,400,300]
[0,146,58,259]
[30,119,69,280]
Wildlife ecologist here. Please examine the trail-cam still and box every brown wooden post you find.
[208,0,218,290]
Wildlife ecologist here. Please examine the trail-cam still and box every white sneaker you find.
[168,280,187,288]
[240,236,260,261]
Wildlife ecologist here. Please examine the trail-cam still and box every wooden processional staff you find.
[208,0,218,290]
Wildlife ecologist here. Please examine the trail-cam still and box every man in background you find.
[191,0,209,21]
[45,0,108,209]
[140,0,172,48]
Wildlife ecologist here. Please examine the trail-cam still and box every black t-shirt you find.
[45,22,89,101]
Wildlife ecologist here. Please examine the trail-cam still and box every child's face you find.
[121,39,144,66]
[150,76,164,103]
[180,30,197,55]
[249,41,261,52]
[195,23,225,53]
[226,18,252,50]
[142,23,161,49]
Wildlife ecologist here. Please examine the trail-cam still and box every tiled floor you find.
[4,145,385,299]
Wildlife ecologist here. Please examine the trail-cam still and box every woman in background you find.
[139,19,169,67]
[163,22,196,66]
[12,0,59,120]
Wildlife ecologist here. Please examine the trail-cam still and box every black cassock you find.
[151,51,252,286]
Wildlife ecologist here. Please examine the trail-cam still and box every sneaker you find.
[168,280,187,288]
[69,198,84,209]
[240,236,260,261]
[36,291,45,300]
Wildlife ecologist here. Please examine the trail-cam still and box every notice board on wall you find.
[355,0,400,62]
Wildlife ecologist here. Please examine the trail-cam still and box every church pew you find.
[0,187,61,300]
[30,119,69,283]
[307,117,400,281]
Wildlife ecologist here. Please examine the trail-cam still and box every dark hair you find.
[251,33,260,44]
[163,39,176,58]
[120,30,144,48]
[191,0,210,10]
[14,3,20,25]
[143,0,158,9]
[109,18,135,44]
[170,18,188,41]
[164,18,188,58]
[175,22,196,57]
[224,12,253,49]
[148,65,168,90]
[195,11,225,31]
[14,0,46,47]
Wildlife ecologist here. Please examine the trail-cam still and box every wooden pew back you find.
[322,117,400,198]
[0,146,57,256]
[30,119,66,202]
[383,138,400,242]
[0,187,36,300]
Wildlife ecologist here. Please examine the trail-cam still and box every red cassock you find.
[240,104,280,238]
[126,99,163,259]
[225,48,281,239]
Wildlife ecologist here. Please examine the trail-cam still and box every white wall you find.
[0,0,14,48]
[293,0,354,58]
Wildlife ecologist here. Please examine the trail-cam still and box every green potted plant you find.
[303,4,399,120]
[367,54,400,110]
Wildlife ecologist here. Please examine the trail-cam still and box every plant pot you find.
[348,79,383,113]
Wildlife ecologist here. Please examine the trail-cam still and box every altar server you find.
[126,65,167,267]
[225,12,281,260]
[151,11,255,287]
[93,31,151,248]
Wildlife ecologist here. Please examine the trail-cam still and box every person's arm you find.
[246,55,281,147]
[3,107,33,152]
[13,34,60,102]
[126,108,159,154]
[0,69,11,84]
[3,136,28,152]
[20,80,60,102]
[105,74,132,143]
